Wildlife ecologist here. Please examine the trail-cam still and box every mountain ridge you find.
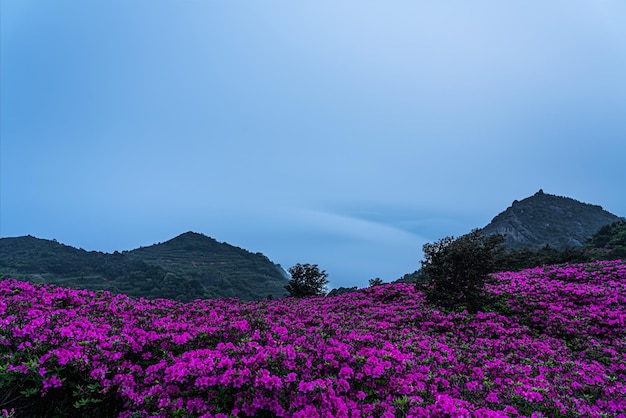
[0,232,288,301]
[2,191,624,299]
[481,189,623,250]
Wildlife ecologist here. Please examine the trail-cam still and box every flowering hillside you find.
[1,260,625,417]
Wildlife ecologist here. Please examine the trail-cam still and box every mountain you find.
[481,189,623,250]
[396,191,625,282]
[0,232,288,301]
[126,232,289,300]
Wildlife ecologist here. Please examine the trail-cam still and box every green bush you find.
[419,230,505,313]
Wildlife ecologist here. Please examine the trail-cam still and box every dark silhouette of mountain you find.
[0,232,288,301]
[481,190,623,250]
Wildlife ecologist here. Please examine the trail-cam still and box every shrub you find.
[419,229,505,313]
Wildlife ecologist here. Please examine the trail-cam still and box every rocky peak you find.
[481,191,623,250]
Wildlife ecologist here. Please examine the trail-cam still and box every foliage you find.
[583,219,626,260]
[420,229,505,313]
[368,278,385,287]
[491,220,626,272]
[394,269,426,284]
[326,286,358,297]
[0,260,624,417]
[284,263,329,298]
[493,244,586,272]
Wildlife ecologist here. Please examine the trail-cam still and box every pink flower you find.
[503,405,519,415]
[338,366,354,379]
[42,375,63,390]
[485,391,499,403]
[465,380,481,392]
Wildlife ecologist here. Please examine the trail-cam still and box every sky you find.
[2,1,625,289]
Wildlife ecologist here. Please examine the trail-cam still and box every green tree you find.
[285,263,329,298]
[585,220,626,260]
[419,229,505,313]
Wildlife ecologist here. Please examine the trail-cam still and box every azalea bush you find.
[0,260,625,417]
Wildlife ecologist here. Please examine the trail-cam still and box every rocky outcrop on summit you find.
[481,190,623,250]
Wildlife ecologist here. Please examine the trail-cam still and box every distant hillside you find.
[481,190,623,250]
[582,219,626,260]
[0,232,288,301]
[396,192,625,282]
[127,232,289,300]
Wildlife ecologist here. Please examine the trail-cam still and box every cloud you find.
[290,208,423,243]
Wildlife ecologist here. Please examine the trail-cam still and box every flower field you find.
[1,260,625,417]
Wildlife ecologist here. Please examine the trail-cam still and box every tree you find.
[419,229,505,313]
[585,220,626,260]
[285,263,329,297]
[368,278,385,287]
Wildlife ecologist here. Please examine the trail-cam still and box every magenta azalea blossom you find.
[0,260,625,417]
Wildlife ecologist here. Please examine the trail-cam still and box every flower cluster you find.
[0,260,625,417]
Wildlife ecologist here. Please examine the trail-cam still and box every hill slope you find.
[2,260,624,416]
[481,189,623,250]
[0,232,288,301]
[126,231,289,300]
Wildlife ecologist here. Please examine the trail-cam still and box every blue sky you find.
[2,1,625,289]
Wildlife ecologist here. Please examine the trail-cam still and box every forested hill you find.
[481,189,623,250]
[126,232,289,300]
[0,232,288,302]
